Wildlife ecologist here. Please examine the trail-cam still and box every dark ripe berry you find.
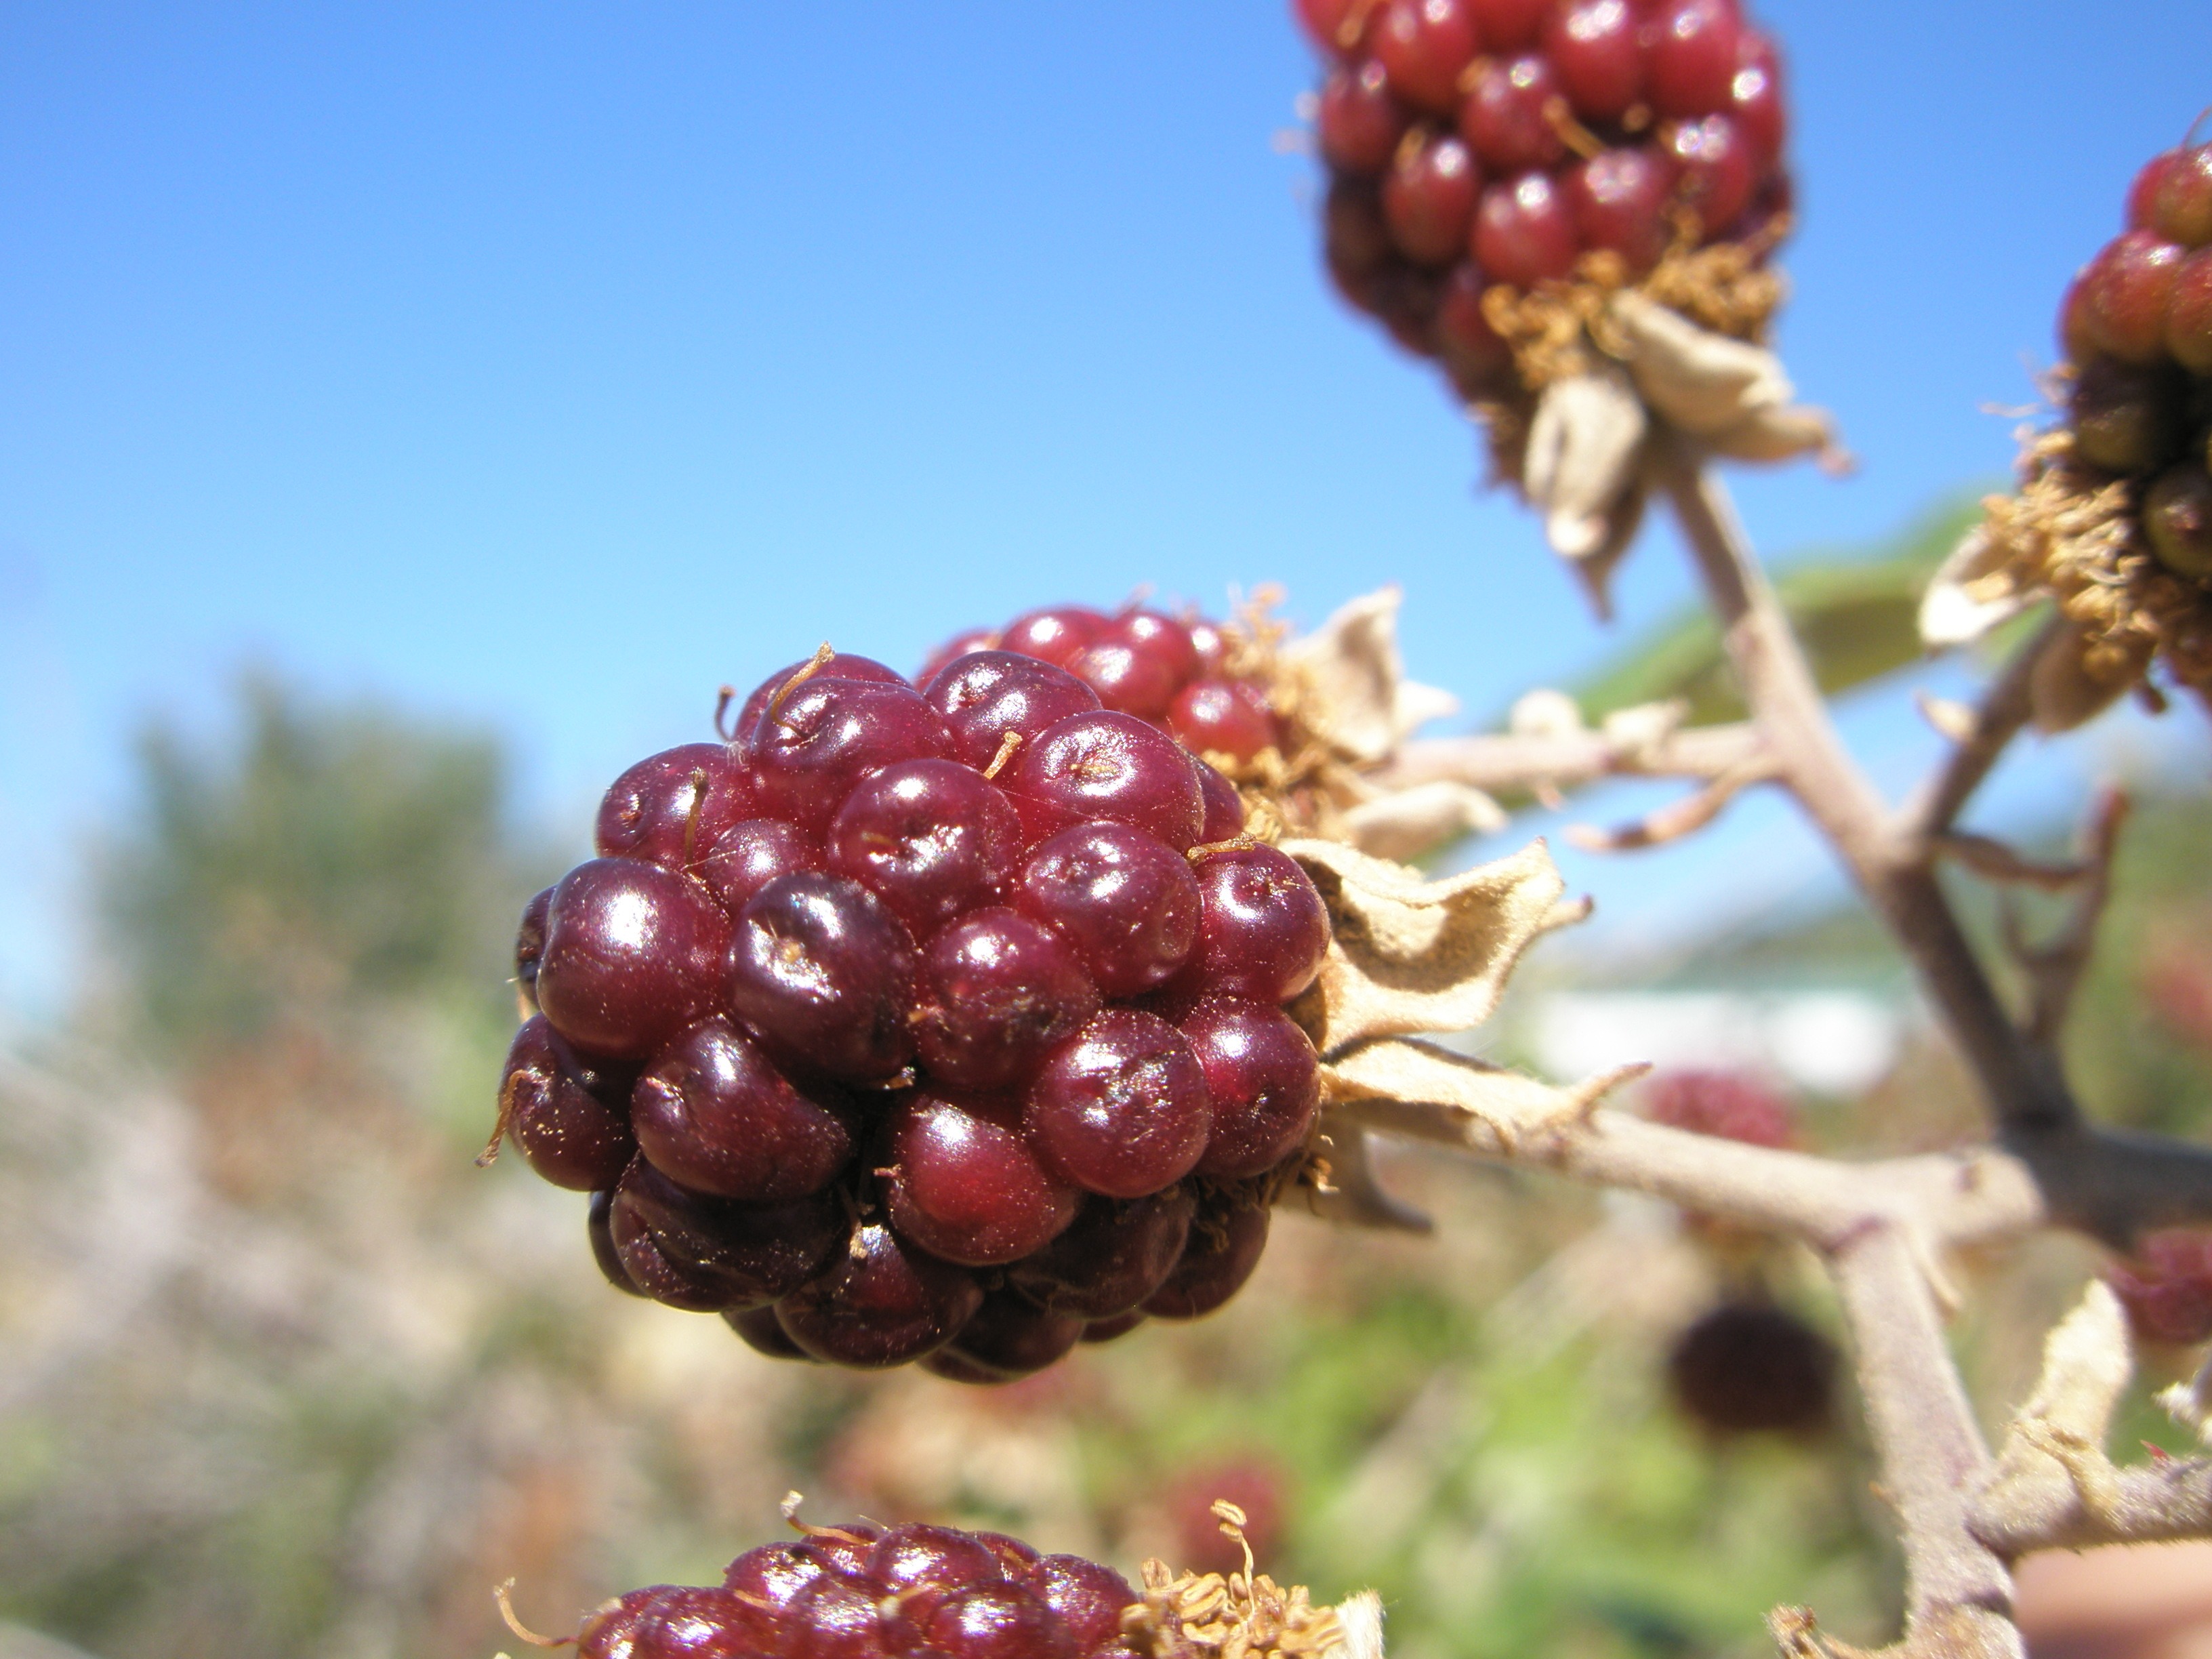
[775,1220,983,1368]
[588,1188,648,1297]
[609,1158,842,1313]
[723,1541,827,1609]
[1641,1069,1796,1149]
[795,1521,884,1577]
[1144,1191,1271,1319]
[825,759,1022,935]
[1372,0,1480,116]
[924,1584,1078,1659]
[779,1576,897,1659]
[868,1521,1007,1593]
[631,1017,857,1202]
[1069,638,1181,721]
[728,874,918,1084]
[1294,0,1374,58]
[722,1303,813,1361]
[1179,844,1330,1005]
[1000,606,1111,670]
[733,653,907,737]
[1005,1186,1196,1319]
[1382,129,1481,268]
[1667,1302,1837,1436]
[693,817,820,914]
[1460,55,1567,175]
[1005,712,1206,851]
[913,908,1103,1091]
[536,859,734,1061]
[498,1015,638,1191]
[1664,115,1755,236]
[595,743,754,872]
[916,628,1001,687]
[579,1586,756,1659]
[2144,463,2212,581]
[1647,0,1740,119]
[1015,823,1201,998]
[881,1089,1082,1266]
[2106,1229,2212,1347]
[2167,249,2212,374]
[2152,145,2212,249]
[1546,0,1645,123]
[1168,678,1279,763]
[1193,758,1248,842]
[1072,609,1200,720]
[516,884,552,1009]
[918,1346,1008,1385]
[1182,1000,1324,1180]
[1568,146,1677,272]
[1435,262,1516,393]
[922,651,1102,772]
[1025,1008,1212,1198]
[1368,264,1448,356]
[1031,1556,1139,1652]
[746,678,954,834]
[938,1288,1087,1380]
[1473,172,1580,287]
[1080,1310,1146,1343]
[1729,31,1784,170]
[1317,59,1410,175]
[973,1533,1042,1576]
[2083,230,2187,364]
[1467,0,1549,51]
[2058,272,2100,363]
[1324,175,1397,306]
[1186,618,1232,676]
[2071,355,2186,474]
[1111,609,1202,684]
[2130,149,2182,231]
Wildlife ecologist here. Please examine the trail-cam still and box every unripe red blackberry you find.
[1666,1301,1837,1437]
[1294,0,1795,404]
[1962,125,2212,722]
[489,637,1331,1379]
[2105,1228,2212,1347]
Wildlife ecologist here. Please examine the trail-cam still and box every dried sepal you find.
[1282,837,1580,1053]
[1941,426,2212,717]
[1124,1501,1381,1658]
[1320,1037,1644,1158]
[1524,365,1649,563]
[1279,587,1458,766]
[1337,779,1505,863]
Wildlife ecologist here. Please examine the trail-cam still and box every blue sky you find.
[3,1,2209,1019]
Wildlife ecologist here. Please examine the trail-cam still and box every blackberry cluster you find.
[2060,142,2212,579]
[1297,0,1790,398]
[571,1521,1143,1659]
[2105,1227,2212,1348]
[495,642,1330,1380]
[1666,1302,1835,1437]
[921,603,1286,771]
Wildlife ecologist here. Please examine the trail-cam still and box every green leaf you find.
[1570,493,1989,724]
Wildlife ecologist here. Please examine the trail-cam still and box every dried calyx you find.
[1923,129,2212,729]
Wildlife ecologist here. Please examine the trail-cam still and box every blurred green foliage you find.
[1572,497,1985,724]
[101,672,545,1050]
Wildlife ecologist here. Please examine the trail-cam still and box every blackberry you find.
[558,1517,1143,1659]
[487,640,1330,1380]
[522,1508,1352,1659]
[1666,1301,1837,1437]
[1950,126,2212,721]
[1294,0,1797,403]
[2105,1228,2212,1347]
